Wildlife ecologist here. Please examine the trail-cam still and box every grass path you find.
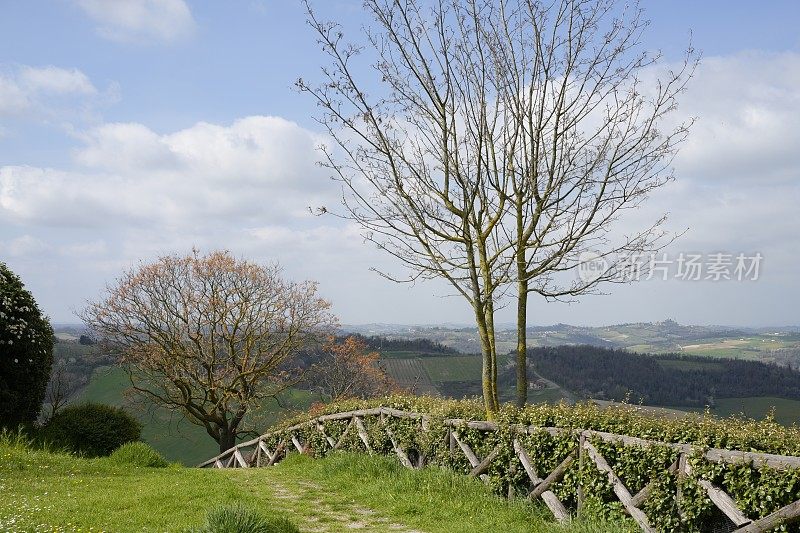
[255,477,423,532]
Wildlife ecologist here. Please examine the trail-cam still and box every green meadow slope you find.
[0,437,621,533]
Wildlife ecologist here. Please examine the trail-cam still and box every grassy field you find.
[420,355,483,382]
[381,358,439,396]
[673,397,800,427]
[76,366,317,465]
[0,437,624,533]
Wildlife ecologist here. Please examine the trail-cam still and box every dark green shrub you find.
[40,402,141,457]
[110,441,168,467]
[0,262,54,428]
[189,504,299,533]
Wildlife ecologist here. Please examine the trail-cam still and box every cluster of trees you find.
[298,0,697,415]
[519,345,800,407]
[343,334,457,355]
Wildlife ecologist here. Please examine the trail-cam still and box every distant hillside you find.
[338,320,800,366]
[518,345,800,407]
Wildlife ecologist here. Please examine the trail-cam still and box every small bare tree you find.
[309,336,400,401]
[82,251,336,453]
[42,361,81,421]
[300,0,695,411]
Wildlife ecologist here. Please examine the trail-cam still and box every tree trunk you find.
[514,188,528,408]
[474,303,500,417]
[516,278,528,407]
[484,300,500,412]
[218,428,236,454]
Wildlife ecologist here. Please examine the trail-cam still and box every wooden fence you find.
[197,407,800,532]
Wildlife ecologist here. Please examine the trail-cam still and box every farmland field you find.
[420,355,482,382]
[711,397,800,426]
[54,341,96,359]
[381,358,439,396]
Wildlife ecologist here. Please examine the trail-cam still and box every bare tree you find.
[82,251,336,453]
[309,336,400,401]
[484,0,696,406]
[42,361,81,421]
[300,0,695,411]
[299,0,520,415]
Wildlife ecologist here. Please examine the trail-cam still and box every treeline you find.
[518,345,800,407]
[337,334,458,355]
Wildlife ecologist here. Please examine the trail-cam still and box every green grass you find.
[527,386,572,403]
[76,366,317,465]
[676,397,800,427]
[0,436,622,533]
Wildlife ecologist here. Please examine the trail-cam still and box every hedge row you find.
[265,396,800,531]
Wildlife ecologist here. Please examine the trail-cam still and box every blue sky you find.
[1,1,799,326]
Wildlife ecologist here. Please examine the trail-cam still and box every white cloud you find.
[0,77,30,115]
[74,0,196,44]
[0,235,50,257]
[19,66,97,95]
[3,52,800,326]
[1,116,334,228]
[0,65,102,120]
[674,51,800,184]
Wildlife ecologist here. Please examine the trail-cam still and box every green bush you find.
[266,395,800,532]
[110,441,168,467]
[189,504,299,533]
[0,262,54,428]
[40,402,141,457]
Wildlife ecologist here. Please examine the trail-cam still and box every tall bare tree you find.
[301,0,695,411]
[484,0,696,406]
[82,251,336,452]
[299,0,522,415]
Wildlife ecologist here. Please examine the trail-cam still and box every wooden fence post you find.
[578,431,586,517]
[677,452,687,521]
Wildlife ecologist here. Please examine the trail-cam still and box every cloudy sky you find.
[1,1,799,327]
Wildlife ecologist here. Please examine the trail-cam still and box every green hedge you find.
[39,402,142,457]
[265,396,800,532]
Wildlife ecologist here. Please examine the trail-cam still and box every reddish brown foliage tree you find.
[310,336,400,401]
[82,250,336,453]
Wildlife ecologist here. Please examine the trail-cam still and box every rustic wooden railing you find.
[197,407,800,532]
